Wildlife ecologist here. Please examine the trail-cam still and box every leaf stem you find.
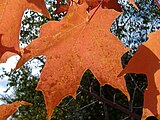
[88,0,104,22]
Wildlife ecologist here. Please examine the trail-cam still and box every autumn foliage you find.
[0,0,160,120]
[16,1,129,119]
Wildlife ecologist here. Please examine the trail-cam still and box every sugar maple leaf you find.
[154,0,160,9]
[118,29,160,119]
[0,101,32,120]
[16,1,129,119]
[0,0,50,63]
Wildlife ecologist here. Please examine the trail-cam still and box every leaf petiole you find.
[88,0,104,22]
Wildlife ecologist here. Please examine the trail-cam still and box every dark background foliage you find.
[0,0,160,120]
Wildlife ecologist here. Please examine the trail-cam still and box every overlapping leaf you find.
[0,101,31,120]
[16,1,129,119]
[54,0,122,14]
[118,29,160,119]
[0,0,50,63]
[85,0,122,11]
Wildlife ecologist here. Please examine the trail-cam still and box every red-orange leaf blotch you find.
[118,29,160,119]
[0,0,50,63]
[16,1,129,120]
[0,101,32,120]
[154,0,160,9]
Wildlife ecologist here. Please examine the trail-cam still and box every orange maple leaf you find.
[16,1,129,120]
[0,101,32,120]
[0,0,50,63]
[118,29,160,119]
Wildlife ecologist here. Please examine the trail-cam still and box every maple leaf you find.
[0,101,32,120]
[16,1,129,119]
[154,0,160,9]
[0,0,50,63]
[118,29,160,119]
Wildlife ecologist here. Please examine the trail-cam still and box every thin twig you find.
[130,87,137,112]
[101,87,109,120]
[113,93,117,104]
[88,0,104,22]
[122,116,130,120]
[59,91,81,107]
[65,91,81,106]
[128,74,144,94]
[130,87,137,120]
[75,100,98,112]
[133,106,143,109]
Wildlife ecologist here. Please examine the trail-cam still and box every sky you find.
[0,55,41,120]
[0,55,20,104]
[0,54,42,105]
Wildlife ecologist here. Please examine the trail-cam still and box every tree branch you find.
[78,87,141,120]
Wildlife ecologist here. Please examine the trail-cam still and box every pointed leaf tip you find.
[0,101,32,120]
[28,0,50,18]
